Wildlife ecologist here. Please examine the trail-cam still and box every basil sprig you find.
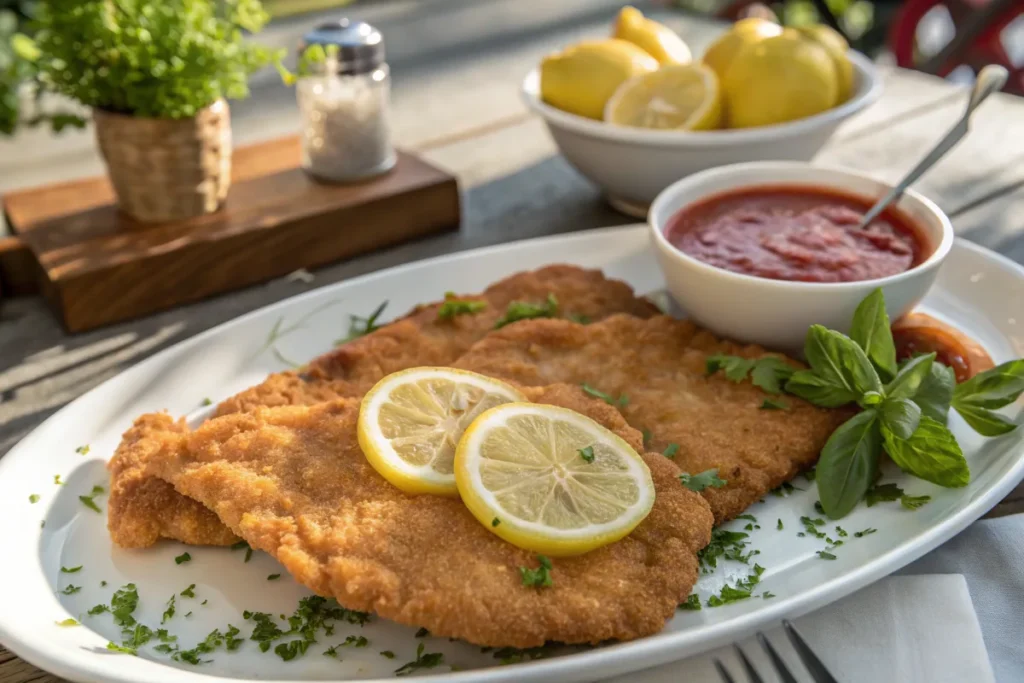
[706,288,1024,519]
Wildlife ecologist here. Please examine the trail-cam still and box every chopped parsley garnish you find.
[180,584,196,598]
[244,547,254,563]
[231,541,249,551]
[578,445,595,463]
[162,595,176,624]
[804,468,816,481]
[678,594,702,611]
[492,645,553,665]
[642,428,652,448]
[175,552,192,565]
[707,565,765,607]
[173,627,230,665]
[54,475,63,485]
[776,519,784,530]
[491,518,501,527]
[800,516,827,540]
[736,514,757,522]
[88,604,109,616]
[201,599,208,605]
[817,550,837,560]
[901,494,931,510]
[342,635,368,647]
[61,565,83,573]
[106,642,137,655]
[76,445,90,455]
[854,528,877,538]
[662,443,679,459]
[340,301,389,343]
[866,483,904,506]
[761,397,790,410]
[101,580,107,587]
[29,494,40,504]
[836,526,848,538]
[771,481,802,497]
[323,644,340,658]
[437,292,487,320]
[697,528,756,573]
[494,294,558,329]
[580,383,628,407]
[185,611,193,617]
[519,555,554,588]
[395,642,445,676]
[55,618,79,626]
[679,468,726,492]
[244,596,371,660]
[79,485,105,513]
[414,627,430,638]
[267,574,281,581]
[380,650,396,659]
[200,398,213,407]
[59,584,81,595]
[762,591,776,599]
[706,355,796,394]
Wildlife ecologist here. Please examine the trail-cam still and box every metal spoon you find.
[857,64,1009,229]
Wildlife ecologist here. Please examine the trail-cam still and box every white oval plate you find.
[1,226,1022,683]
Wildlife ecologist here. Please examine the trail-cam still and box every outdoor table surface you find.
[2,1,1023,680]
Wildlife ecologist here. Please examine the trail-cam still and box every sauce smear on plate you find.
[666,185,928,283]
[893,312,994,382]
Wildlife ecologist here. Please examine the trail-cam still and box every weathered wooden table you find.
[2,1,1023,680]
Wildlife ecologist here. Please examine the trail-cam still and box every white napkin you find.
[604,574,994,683]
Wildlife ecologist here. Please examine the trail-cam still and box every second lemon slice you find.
[359,368,526,496]
[455,403,655,556]
[604,63,722,130]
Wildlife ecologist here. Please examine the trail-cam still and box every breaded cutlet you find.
[142,384,714,647]
[454,314,848,524]
[107,266,660,548]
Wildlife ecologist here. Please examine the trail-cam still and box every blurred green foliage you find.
[1,0,285,135]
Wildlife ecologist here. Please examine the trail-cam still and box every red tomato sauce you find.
[665,185,929,283]
[892,312,994,382]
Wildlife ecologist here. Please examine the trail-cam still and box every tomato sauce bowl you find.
[648,161,955,352]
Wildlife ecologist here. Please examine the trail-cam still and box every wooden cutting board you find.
[0,136,460,332]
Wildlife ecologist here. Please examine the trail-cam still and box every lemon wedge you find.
[604,63,722,130]
[358,368,526,496]
[455,403,655,556]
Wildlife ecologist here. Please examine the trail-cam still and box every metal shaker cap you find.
[299,19,385,75]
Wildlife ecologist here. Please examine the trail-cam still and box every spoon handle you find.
[858,65,1009,228]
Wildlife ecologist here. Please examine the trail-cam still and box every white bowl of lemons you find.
[521,9,883,215]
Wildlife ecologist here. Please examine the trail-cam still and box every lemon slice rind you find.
[455,402,656,556]
[359,367,526,496]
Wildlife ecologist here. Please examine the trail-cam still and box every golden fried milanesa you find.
[107,265,659,548]
[144,384,713,647]
[455,314,849,524]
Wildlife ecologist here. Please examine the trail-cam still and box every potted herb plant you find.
[10,0,283,223]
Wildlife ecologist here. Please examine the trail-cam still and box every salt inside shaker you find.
[296,19,396,182]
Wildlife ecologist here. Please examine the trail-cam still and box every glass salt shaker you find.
[296,19,396,182]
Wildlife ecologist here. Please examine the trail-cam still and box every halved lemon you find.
[358,368,526,496]
[455,403,655,556]
[604,62,722,130]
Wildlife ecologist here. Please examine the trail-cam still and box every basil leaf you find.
[882,416,969,487]
[785,370,859,408]
[913,361,955,424]
[816,410,883,519]
[750,358,796,395]
[954,403,1019,437]
[880,397,921,441]
[953,360,1024,409]
[804,325,883,397]
[849,288,897,381]
[886,353,935,400]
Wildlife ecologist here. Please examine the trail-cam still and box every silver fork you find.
[713,620,839,683]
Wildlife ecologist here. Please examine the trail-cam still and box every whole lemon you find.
[702,17,783,82]
[723,30,839,128]
[612,6,692,65]
[540,39,659,119]
[796,24,855,103]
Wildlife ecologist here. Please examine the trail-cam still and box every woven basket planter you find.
[94,99,232,223]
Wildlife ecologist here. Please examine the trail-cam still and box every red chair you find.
[888,0,1023,95]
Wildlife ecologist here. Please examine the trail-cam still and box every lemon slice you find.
[604,63,722,130]
[359,368,526,496]
[455,403,655,556]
